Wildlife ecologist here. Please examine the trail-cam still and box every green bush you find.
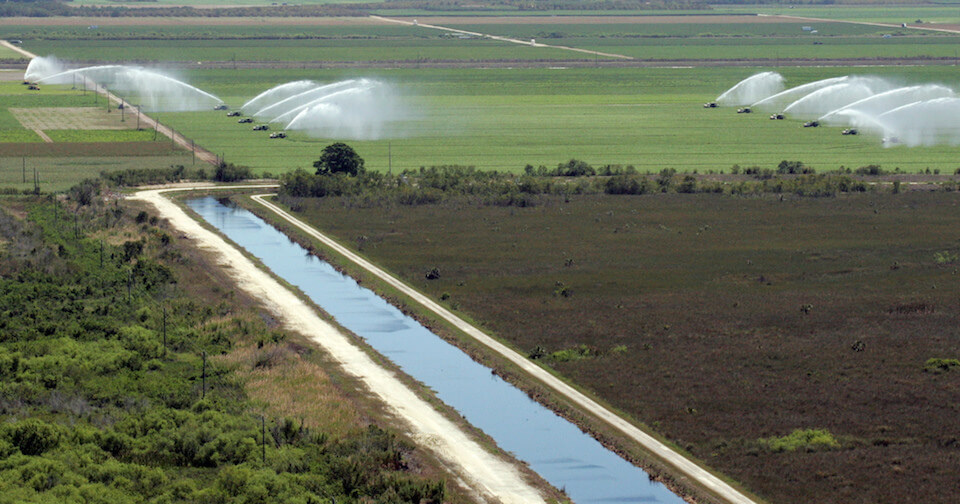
[3,419,65,456]
[924,357,960,374]
[760,428,840,453]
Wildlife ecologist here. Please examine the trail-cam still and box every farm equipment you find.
[227,111,241,117]
[269,132,286,139]
[841,128,858,135]
[803,120,820,128]
[737,107,752,114]
[27,84,40,90]
[703,102,718,108]
[214,104,229,111]
[253,124,269,131]
[238,118,253,123]
[770,114,785,120]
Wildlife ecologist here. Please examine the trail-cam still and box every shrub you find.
[924,358,960,373]
[213,162,252,183]
[761,428,840,453]
[934,251,958,264]
[854,165,886,176]
[549,344,596,362]
[3,418,64,456]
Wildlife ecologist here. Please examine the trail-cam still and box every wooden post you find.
[261,415,266,463]
[201,351,207,399]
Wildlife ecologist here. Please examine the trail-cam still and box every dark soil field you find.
[289,191,960,504]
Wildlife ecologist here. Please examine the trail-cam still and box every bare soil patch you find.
[0,70,25,82]
[10,107,132,131]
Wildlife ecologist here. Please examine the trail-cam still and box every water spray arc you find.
[716,72,960,147]
[26,57,223,112]
[245,79,410,140]
[715,71,784,106]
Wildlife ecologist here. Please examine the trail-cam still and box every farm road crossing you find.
[250,193,760,504]
[370,15,634,60]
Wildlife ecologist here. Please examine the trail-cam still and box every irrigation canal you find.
[188,196,684,504]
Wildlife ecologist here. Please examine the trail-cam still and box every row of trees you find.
[279,146,876,208]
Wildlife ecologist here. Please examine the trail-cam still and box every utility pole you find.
[201,351,207,399]
[136,105,140,130]
[192,140,195,165]
[261,415,266,463]
[99,239,103,268]
[388,141,392,174]
[22,157,25,184]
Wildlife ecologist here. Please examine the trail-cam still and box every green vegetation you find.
[23,38,575,63]
[760,429,840,453]
[44,129,158,143]
[0,184,447,503]
[139,65,960,175]
[314,142,365,176]
[924,357,960,373]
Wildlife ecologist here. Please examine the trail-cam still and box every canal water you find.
[188,196,684,504]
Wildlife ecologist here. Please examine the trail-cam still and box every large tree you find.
[314,142,365,176]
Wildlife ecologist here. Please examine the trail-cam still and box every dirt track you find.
[131,185,546,504]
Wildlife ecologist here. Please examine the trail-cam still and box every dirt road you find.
[249,194,759,504]
[131,185,545,504]
[370,15,634,60]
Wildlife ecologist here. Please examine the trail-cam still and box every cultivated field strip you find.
[250,193,759,504]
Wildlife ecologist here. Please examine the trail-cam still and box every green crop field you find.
[23,38,577,63]
[719,5,960,25]
[0,45,26,60]
[131,66,960,175]
[573,36,960,60]
[437,20,892,38]
[44,129,158,143]
[0,154,193,192]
